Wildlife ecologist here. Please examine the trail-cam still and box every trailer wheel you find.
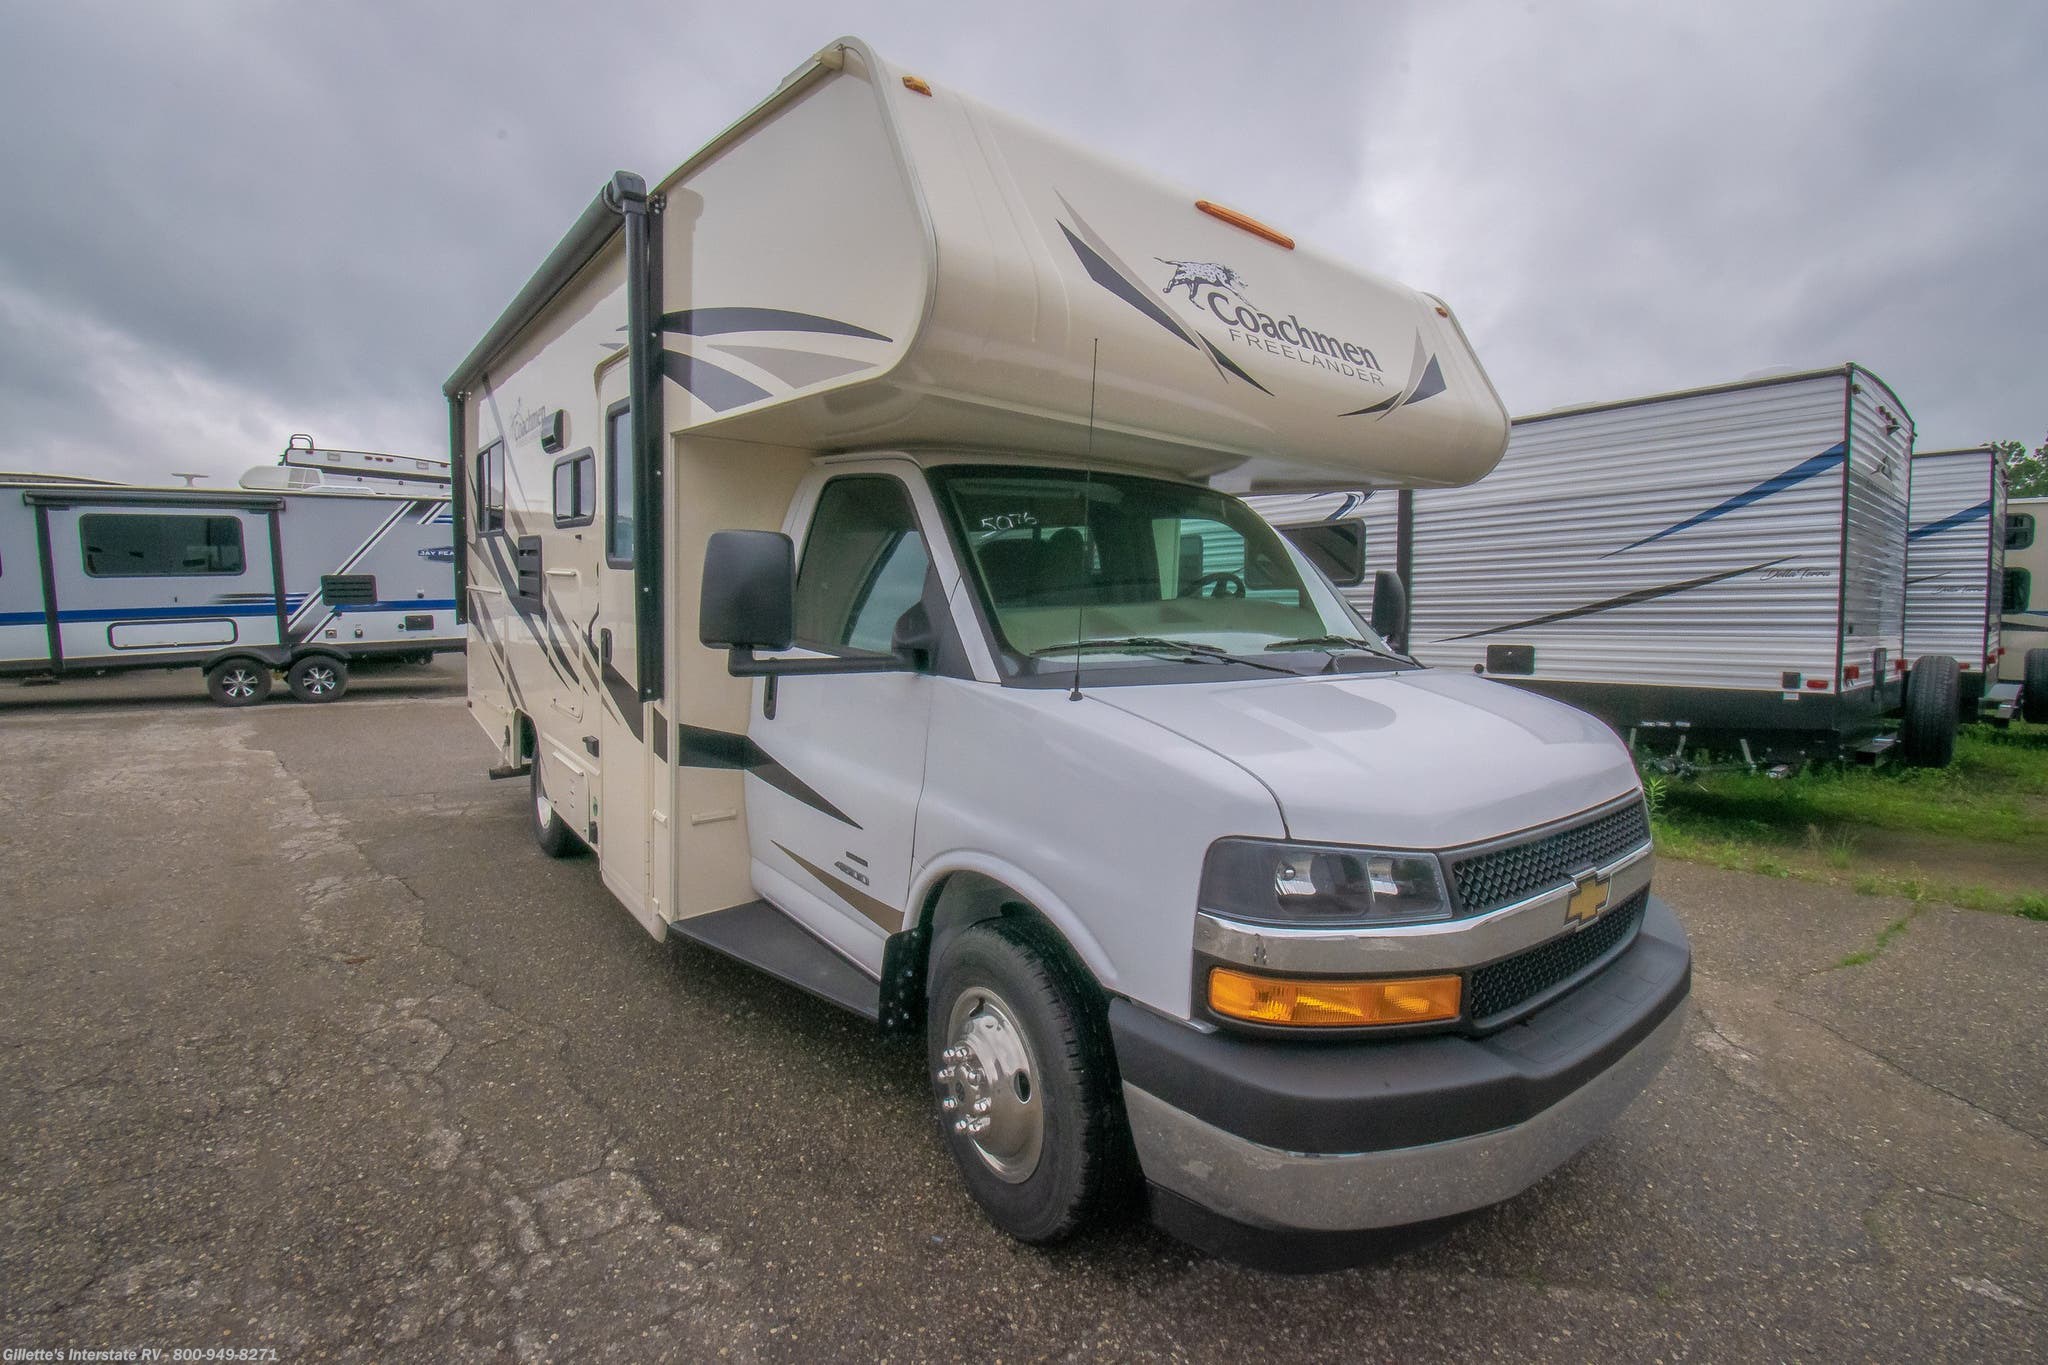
[205,658,273,707]
[286,655,349,703]
[2025,650,2048,724]
[927,918,1128,1244]
[1900,655,1959,767]
[530,760,581,858]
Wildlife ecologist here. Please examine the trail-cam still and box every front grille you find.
[1450,800,1650,913]
[1467,890,1646,1022]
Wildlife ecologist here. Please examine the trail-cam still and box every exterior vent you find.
[321,574,377,606]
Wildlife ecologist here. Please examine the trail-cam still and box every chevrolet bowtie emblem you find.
[1566,873,1610,926]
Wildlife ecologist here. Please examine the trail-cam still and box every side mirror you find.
[891,601,937,671]
[1370,569,1409,651]
[700,530,794,650]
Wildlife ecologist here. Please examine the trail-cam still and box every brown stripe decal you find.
[676,724,860,828]
[773,841,902,932]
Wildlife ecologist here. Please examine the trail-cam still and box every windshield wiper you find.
[1261,634,1407,662]
[1030,637,1298,675]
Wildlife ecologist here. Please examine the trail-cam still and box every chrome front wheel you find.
[937,986,1044,1183]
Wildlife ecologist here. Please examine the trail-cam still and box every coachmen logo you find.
[1052,190,1451,420]
[1565,872,1611,926]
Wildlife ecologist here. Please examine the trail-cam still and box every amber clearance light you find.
[1195,199,1295,250]
[1208,967,1461,1028]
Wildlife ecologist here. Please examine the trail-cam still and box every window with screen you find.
[81,514,246,577]
[475,441,505,534]
[606,403,634,565]
[2004,568,2031,614]
[2007,512,2035,552]
[794,476,931,654]
[553,450,595,527]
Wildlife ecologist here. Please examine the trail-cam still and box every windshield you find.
[930,464,1395,675]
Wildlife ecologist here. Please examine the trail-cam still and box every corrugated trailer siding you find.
[1400,374,1851,691]
[1839,374,1912,686]
[1990,470,2007,663]
[1905,451,1997,671]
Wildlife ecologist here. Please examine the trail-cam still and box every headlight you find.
[1200,838,1453,927]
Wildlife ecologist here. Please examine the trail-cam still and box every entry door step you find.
[671,899,880,1021]
[1853,734,1898,766]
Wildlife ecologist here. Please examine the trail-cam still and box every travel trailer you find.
[447,36,1688,1269]
[1256,368,1949,766]
[1998,492,2048,720]
[1904,448,2008,722]
[0,438,463,704]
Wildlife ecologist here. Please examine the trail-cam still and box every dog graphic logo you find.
[1156,258,1249,303]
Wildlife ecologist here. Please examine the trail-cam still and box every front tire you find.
[927,919,1129,1244]
[1900,655,1959,767]
[205,658,272,707]
[530,759,581,858]
[2025,649,2048,724]
[286,655,349,703]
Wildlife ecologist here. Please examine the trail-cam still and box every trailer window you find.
[1280,521,1366,586]
[795,476,930,654]
[605,403,634,566]
[80,513,245,577]
[2004,569,2031,614]
[2007,512,2035,552]
[553,450,595,528]
[474,441,505,534]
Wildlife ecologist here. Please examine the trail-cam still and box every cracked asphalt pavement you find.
[2,662,2043,1361]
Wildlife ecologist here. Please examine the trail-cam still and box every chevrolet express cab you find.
[444,37,1689,1269]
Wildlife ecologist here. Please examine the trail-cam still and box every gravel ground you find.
[1,662,2042,1362]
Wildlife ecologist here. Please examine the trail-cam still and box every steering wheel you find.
[1183,571,1247,599]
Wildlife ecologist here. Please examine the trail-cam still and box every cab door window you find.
[794,476,930,654]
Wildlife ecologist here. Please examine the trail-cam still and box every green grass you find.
[1657,727,2048,846]
[1834,911,1915,968]
[1644,722,2048,918]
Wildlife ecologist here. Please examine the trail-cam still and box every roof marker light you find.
[1196,200,1295,250]
[901,75,932,96]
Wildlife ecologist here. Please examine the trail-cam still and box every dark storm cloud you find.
[0,0,2038,483]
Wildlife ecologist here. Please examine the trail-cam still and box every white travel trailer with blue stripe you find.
[1255,367,1957,765]
[0,442,463,704]
[1904,447,2008,720]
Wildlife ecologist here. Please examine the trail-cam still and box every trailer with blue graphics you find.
[1255,367,1954,766]
[1904,447,2008,722]
[0,451,462,705]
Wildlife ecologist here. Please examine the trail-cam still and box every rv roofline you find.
[442,171,648,397]
[1513,364,1914,433]
[1912,446,1998,460]
[18,488,285,510]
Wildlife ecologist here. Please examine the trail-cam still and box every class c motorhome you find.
[446,36,1689,1269]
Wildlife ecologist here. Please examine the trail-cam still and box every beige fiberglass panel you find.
[650,48,927,442]
[894,66,1508,486]
[664,436,814,922]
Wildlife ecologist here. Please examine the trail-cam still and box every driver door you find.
[746,473,936,974]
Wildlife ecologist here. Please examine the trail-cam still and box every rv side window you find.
[80,513,245,577]
[2007,512,2035,552]
[553,450,595,528]
[1282,522,1367,586]
[794,476,930,654]
[2004,568,2031,614]
[475,442,505,534]
[605,403,634,566]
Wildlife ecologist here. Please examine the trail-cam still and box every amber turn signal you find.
[1208,968,1462,1027]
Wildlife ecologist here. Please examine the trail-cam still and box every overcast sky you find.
[0,0,2041,485]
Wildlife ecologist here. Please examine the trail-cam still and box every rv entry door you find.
[748,473,935,975]
[40,499,284,668]
[594,383,654,924]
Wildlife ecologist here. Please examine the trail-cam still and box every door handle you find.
[600,628,613,665]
